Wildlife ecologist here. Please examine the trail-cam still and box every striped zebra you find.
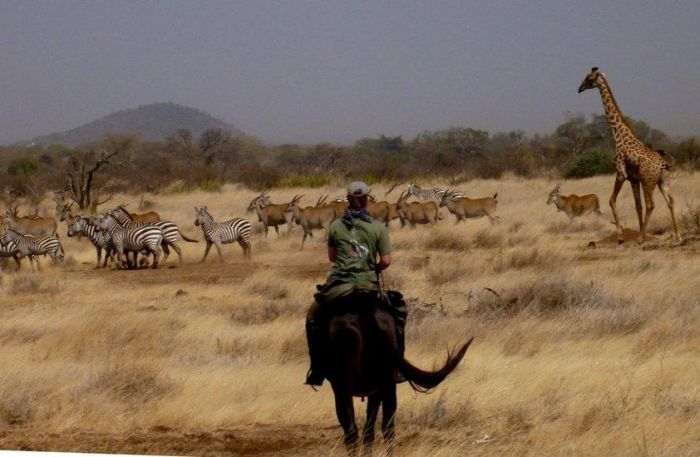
[0,228,64,271]
[0,239,22,271]
[407,184,464,202]
[67,215,115,268]
[194,206,252,261]
[110,206,198,265]
[94,213,163,269]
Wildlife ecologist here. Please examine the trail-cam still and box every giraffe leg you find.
[630,179,643,232]
[609,177,625,236]
[640,183,655,243]
[658,181,679,240]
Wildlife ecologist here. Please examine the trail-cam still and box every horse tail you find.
[179,229,199,242]
[398,337,473,392]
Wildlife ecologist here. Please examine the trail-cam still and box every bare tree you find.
[199,128,230,158]
[168,128,195,155]
[64,137,131,210]
[1,186,19,213]
[24,183,44,216]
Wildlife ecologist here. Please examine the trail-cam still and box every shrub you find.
[279,174,331,188]
[198,179,222,192]
[7,157,40,176]
[564,148,615,178]
[679,204,700,237]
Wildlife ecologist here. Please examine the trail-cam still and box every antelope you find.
[396,191,440,227]
[247,191,273,213]
[4,208,57,235]
[439,189,499,224]
[326,200,349,219]
[547,184,602,223]
[366,200,394,226]
[254,197,292,237]
[119,204,160,224]
[287,195,337,249]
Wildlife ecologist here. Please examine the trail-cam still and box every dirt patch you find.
[60,261,325,287]
[589,228,656,246]
[0,424,339,456]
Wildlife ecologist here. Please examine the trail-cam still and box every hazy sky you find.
[1,1,699,144]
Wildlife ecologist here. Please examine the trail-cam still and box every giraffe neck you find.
[595,75,639,146]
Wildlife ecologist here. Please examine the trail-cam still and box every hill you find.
[31,102,243,146]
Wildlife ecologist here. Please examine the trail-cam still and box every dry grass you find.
[0,173,698,455]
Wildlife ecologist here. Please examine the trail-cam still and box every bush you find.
[279,174,331,188]
[564,148,615,178]
[7,157,40,176]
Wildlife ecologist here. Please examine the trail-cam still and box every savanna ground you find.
[0,173,699,456]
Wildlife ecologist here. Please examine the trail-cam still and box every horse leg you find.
[201,241,212,263]
[334,389,359,455]
[161,242,171,265]
[238,240,251,259]
[95,247,102,269]
[171,242,183,264]
[381,384,397,453]
[363,392,381,451]
[214,240,225,262]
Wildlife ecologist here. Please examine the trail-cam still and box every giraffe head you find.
[578,67,601,93]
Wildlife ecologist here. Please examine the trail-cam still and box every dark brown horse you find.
[321,301,473,454]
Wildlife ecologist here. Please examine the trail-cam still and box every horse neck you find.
[102,215,122,234]
[200,214,215,231]
[114,209,135,227]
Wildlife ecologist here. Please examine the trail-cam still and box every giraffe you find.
[578,67,679,242]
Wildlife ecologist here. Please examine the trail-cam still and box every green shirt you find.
[327,216,392,291]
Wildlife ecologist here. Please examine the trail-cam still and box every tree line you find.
[0,113,698,211]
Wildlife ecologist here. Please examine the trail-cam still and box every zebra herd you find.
[0,204,252,271]
[0,183,497,272]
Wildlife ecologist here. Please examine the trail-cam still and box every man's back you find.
[327,217,391,292]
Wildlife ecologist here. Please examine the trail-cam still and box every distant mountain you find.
[31,102,243,146]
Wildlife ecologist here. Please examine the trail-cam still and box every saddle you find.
[315,281,407,327]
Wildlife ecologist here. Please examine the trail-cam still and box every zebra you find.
[67,215,115,268]
[94,213,163,269]
[110,206,198,265]
[407,183,464,202]
[0,228,64,271]
[194,206,252,261]
[0,239,22,271]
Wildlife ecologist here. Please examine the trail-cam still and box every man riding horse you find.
[305,181,405,386]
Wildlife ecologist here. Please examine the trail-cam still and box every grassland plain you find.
[0,173,698,456]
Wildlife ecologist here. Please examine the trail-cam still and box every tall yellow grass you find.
[0,173,698,456]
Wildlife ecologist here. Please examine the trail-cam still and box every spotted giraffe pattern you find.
[578,67,678,241]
